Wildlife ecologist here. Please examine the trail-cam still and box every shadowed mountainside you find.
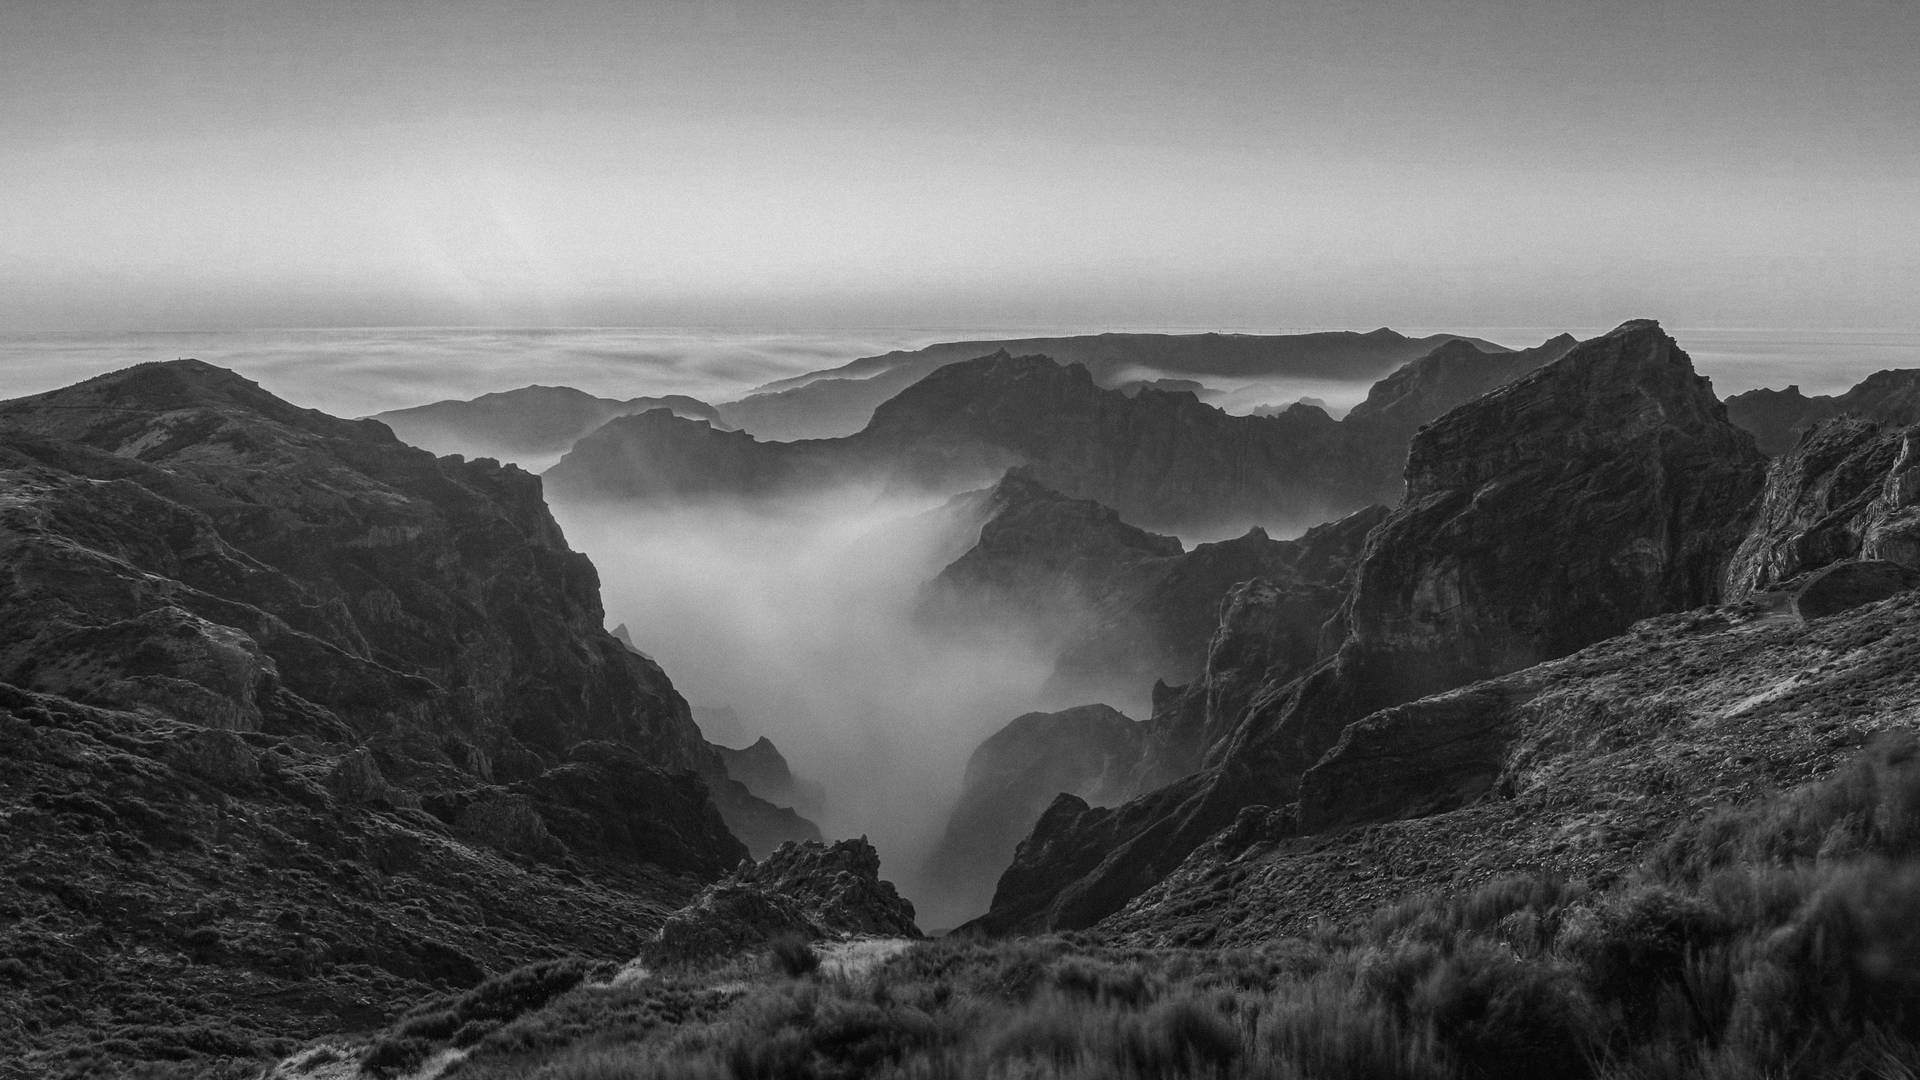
[0,361,816,1072]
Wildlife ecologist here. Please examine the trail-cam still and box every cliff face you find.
[0,360,717,777]
[971,321,1771,936]
[1724,418,1920,594]
[0,361,760,1069]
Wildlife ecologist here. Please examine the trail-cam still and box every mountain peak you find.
[0,358,381,453]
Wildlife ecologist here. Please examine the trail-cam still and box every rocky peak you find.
[971,321,1771,934]
[1404,319,1749,499]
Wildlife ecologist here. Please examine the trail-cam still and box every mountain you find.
[920,469,1383,708]
[549,332,1580,539]
[1098,584,1920,949]
[1342,332,1579,430]
[1724,369,1920,455]
[550,352,1389,537]
[718,329,1511,441]
[968,320,1771,935]
[0,360,796,1071]
[371,385,725,469]
[918,479,1385,923]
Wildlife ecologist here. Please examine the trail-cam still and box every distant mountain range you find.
[719,329,1511,441]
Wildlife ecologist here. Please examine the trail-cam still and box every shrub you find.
[769,932,820,978]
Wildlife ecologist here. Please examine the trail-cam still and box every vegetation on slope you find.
[330,732,1920,1080]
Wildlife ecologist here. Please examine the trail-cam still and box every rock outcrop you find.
[1724,369,1920,456]
[970,320,1771,935]
[644,838,921,964]
[1724,418,1920,594]
[372,385,725,469]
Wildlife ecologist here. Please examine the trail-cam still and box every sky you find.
[2,0,1917,332]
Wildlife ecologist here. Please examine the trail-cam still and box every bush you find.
[769,932,820,978]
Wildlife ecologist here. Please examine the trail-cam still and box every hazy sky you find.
[3,0,1916,332]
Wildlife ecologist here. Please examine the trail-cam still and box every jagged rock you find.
[1724,420,1920,594]
[1724,370,1920,456]
[644,837,920,964]
[973,321,1769,935]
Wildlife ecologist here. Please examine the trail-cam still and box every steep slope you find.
[1724,369,1920,455]
[371,386,725,469]
[0,360,777,1073]
[722,329,1510,441]
[970,320,1769,935]
[920,496,1386,925]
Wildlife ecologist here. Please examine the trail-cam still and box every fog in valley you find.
[549,483,1136,929]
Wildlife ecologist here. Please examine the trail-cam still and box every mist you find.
[549,483,1109,930]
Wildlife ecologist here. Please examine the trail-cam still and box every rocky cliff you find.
[0,360,773,1072]
[970,320,1770,935]
[1724,418,1920,593]
[1101,584,1920,947]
